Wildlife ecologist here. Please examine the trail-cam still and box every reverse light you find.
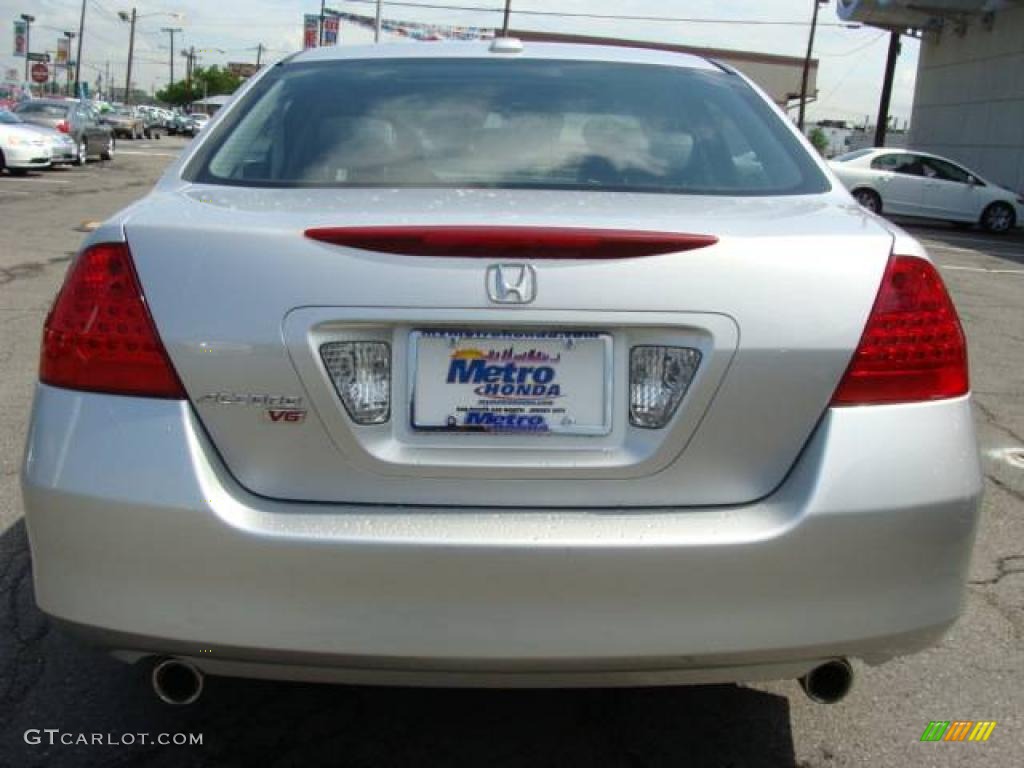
[320,341,391,425]
[831,254,968,405]
[40,242,185,398]
[56,120,70,133]
[629,346,701,428]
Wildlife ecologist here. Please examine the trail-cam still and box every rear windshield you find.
[16,102,68,117]
[188,58,829,195]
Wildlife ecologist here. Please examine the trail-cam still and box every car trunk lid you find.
[125,186,892,507]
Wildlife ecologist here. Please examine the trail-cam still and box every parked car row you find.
[131,105,209,137]
[2,96,213,175]
[1,107,110,173]
[2,100,115,170]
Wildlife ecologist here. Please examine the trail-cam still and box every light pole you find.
[161,27,182,86]
[874,32,902,147]
[74,0,86,97]
[47,50,58,96]
[182,48,193,91]
[502,0,512,36]
[20,14,35,83]
[119,9,184,103]
[798,0,828,132]
[375,0,383,42]
[119,9,137,103]
[64,31,76,95]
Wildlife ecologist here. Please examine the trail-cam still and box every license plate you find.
[411,331,611,435]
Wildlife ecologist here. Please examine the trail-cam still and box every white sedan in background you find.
[187,112,210,135]
[0,110,52,174]
[830,148,1024,233]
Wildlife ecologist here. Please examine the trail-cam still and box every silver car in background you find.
[0,110,52,173]
[0,111,79,165]
[22,41,981,705]
[14,98,115,165]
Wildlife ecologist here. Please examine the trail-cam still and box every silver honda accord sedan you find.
[22,41,982,705]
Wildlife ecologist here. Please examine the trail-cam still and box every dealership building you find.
[512,30,816,110]
[840,0,1024,192]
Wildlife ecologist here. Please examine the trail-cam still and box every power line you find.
[817,31,888,57]
[329,0,860,27]
[191,2,859,28]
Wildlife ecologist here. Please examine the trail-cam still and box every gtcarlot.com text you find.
[24,730,203,747]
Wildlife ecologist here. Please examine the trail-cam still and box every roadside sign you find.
[31,62,49,84]
[303,14,318,48]
[227,62,258,78]
[27,52,50,62]
[13,20,26,56]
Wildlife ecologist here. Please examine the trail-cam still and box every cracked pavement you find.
[0,142,1021,766]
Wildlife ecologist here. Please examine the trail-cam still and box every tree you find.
[808,127,829,157]
[156,65,241,106]
[194,65,241,97]
[155,80,199,106]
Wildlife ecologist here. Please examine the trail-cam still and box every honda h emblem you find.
[486,263,537,304]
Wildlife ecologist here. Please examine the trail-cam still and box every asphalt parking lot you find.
[0,141,1021,767]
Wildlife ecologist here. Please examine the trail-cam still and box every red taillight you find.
[304,226,718,259]
[40,243,185,399]
[831,254,968,405]
[56,120,70,133]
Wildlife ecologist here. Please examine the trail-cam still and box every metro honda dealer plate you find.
[411,330,612,435]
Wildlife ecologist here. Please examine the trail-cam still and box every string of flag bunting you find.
[304,9,495,49]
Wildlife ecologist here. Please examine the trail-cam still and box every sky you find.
[1,1,918,125]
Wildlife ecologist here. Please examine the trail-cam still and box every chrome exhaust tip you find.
[151,657,204,706]
[799,659,854,704]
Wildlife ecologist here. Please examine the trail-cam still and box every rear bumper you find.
[21,384,982,686]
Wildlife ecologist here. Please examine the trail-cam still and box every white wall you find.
[721,57,816,107]
[909,3,1024,192]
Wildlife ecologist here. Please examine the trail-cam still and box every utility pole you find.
[182,46,195,100]
[119,8,137,104]
[20,14,34,83]
[798,0,827,132]
[64,32,76,96]
[375,0,383,42]
[161,27,181,86]
[874,31,902,147]
[74,0,86,97]
[255,43,264,67]
[105,60,110,99]
[502,0,512,36]
[319,0,326,46]
[48,50,58,96]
